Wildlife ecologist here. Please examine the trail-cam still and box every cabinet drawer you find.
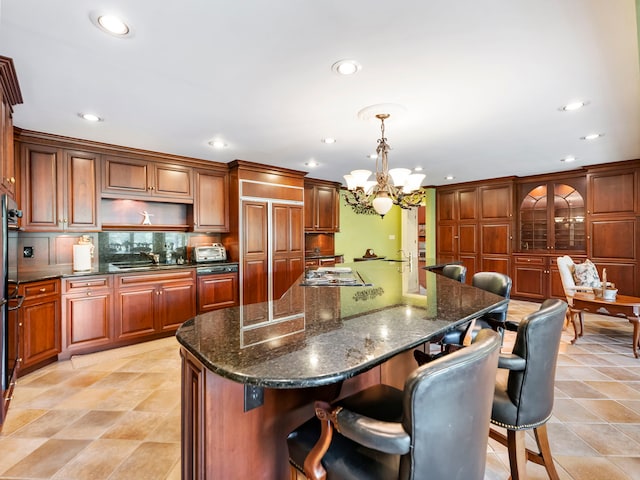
[514,256,545,265]
[62,276,112,293]
[117,269,196,287]
[22,280,59,298]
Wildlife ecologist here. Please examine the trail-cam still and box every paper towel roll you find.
[73,244,93,271]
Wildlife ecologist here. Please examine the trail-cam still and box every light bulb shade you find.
[388,168,412,187]
[350,169,372,188]
[343,174,357,190]
[403,173,426,192]
[364,180,377,195]
[372,194,393,216]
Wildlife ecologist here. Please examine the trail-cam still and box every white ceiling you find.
[1,0,639,186]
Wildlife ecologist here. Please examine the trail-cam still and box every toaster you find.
[193,243,227,263]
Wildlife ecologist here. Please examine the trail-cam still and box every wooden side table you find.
[572,293,640,358]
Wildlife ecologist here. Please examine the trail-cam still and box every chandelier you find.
[343,113,427,218]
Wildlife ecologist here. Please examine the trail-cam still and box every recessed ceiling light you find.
[321,138,336,144]
[560,101,589,111]
[581,133,604,140]
[367,153,377,159]
[90,12,132,37]
[331,59,361,76]
[561,156,577,163]
[414,167,423,172]
[445,175,455,180]
[305,160,319,167]
[79,113,102,122]
[208,140,227,149]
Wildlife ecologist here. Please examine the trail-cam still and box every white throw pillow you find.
[573,259,601,287]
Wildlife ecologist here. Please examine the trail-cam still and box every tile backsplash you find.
[98,232,188,264]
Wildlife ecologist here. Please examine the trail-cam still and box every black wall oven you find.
[1,194,22,426]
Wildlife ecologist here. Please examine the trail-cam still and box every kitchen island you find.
[176,261,507,479]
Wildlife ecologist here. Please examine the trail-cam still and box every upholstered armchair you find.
[556,255,604,343]
[287,329,502,480]
[489,298,567,480]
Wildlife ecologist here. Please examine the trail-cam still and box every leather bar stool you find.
[287,329,502,480]
[489,298,567,480]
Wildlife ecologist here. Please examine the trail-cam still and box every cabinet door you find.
[115,286,156,340]
[242,201,269,325]
[588,169,636,216]
[20,144,63,231]
[61,292,112,357]
[458,188,478,221]
[437,190,456,222]
[193,169,229,232]
[273,204,304,300]
[20,297,61,369]
[197,274,238,313]
[102,155,150,195]
[315,186,337,231]
[157,282,196,331]
[1,96,17,198]
[512,257,546,300]
[153,163,193,201]
[304,184,315,231]
[480,184,512,220]
[65,150,100,231]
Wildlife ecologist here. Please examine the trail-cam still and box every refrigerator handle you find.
[8,295,24,311]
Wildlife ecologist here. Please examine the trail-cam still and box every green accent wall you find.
[423,189,436,259]
[335,189,436,262]
[336,192,402,261]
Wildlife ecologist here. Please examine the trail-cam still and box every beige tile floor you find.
[0,300,639,479]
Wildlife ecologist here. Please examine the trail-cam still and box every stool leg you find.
[533,424,560,480]
[507,429,528,480]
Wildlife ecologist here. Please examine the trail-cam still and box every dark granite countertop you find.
[176,261,507,389]
[15,262,241,283]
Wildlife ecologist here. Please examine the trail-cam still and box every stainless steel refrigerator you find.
[1,194,22,426]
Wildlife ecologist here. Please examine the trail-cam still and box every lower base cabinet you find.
[60,276,113,360]
[115,269,196,341]
[197,273,239,314]
[18,279,61,376]
[511,254,570,301]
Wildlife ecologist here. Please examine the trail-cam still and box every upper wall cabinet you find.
[102,155,193,203]
[19,143,100,232]
[304,179,340,232]
[587,166,637,217]
[0,56,22,201]
[517,176,586,253]
[190,168,229,232]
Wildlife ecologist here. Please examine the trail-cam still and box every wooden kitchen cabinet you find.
[115,269,196,342]
[0,56,21,201]
[60,275,113,359]
[102,155,193,203]
[191,168,229,232]
[511,254,567,301]
[586,165,638,296]
[18,279,61,375]
[304,179,341,232]
[197,273,239,313]
[18,143,100,231]
[517,176,586,253]
[437,181,514,279]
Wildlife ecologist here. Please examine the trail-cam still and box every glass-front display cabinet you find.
[518,178,586,253]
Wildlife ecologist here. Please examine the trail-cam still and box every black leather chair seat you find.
[288,417,400,480]
[288,384,403,480]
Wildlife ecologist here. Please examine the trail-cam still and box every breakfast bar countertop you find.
[176,261,507,389]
